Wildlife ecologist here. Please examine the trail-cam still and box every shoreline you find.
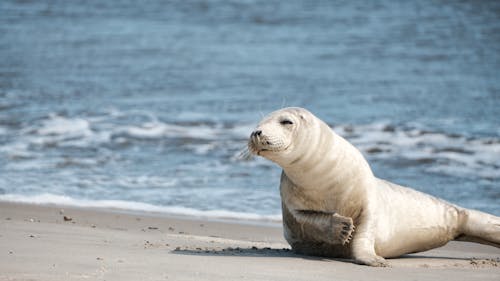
[1,201,499,281]
[0,194,283,223]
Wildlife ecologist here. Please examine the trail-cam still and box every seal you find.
[248,107,500,266]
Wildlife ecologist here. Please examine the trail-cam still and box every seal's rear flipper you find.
[456,208,500,248]
[455,235,500,248]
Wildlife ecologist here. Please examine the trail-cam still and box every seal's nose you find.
[251,130,262,137]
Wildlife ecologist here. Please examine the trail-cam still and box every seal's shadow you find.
[172,246,480,265]
[172,246,297,258]
[171,246,351,263]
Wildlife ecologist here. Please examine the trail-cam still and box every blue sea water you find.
[0,0,499,218]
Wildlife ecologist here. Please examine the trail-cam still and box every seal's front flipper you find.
[294,210,355,245]
[354,254,388,267]
[331,213,355,245]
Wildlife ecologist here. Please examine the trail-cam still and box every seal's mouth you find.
[247,135,289,156]
[247,139,264,156]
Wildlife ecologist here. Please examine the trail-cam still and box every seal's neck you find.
[281,120,374,191]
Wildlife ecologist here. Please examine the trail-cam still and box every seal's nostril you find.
[252,130,262,137]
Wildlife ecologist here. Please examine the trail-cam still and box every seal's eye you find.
[280,119,294,125]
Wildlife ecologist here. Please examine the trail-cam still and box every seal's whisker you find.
[281,96,288,108]
[238,146,254,161]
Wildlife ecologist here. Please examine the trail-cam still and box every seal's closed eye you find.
[280,119,294,125]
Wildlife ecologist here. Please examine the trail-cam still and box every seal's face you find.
[248,108,312,164]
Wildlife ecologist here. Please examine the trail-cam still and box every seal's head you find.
[248,107,316,165]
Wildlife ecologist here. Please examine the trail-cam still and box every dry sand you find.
[0,201,498,281]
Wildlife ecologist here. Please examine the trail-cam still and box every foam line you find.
[0,193,283,222]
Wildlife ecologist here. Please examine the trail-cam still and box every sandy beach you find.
[0,202,498,281]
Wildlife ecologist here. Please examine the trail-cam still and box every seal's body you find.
[248,107,500,266]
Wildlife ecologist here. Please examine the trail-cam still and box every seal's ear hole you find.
[299,114,306,120]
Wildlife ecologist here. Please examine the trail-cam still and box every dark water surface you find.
[1,0,499,218]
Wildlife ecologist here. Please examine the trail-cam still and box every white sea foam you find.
[2,110,499,182]
[119,122,220,140]
[336,122,500,180]
[37,115,91,137]
[4,112,221,156]
[114,176,178,189]
[0,193,282,222]
[17,114,111,149]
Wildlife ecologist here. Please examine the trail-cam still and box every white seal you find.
[248,107,500,266]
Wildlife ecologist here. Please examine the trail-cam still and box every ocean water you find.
[1,0,499,219]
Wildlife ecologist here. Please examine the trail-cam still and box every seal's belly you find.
[375,225,454,257]
[374,179,460,257]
